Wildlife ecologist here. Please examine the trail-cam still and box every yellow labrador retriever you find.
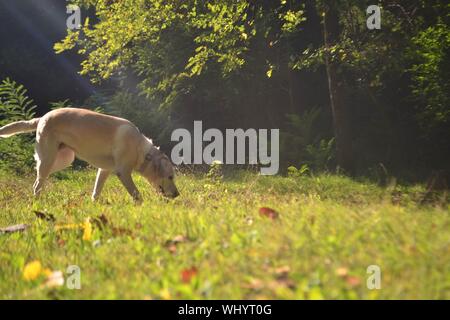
[0,108,179,202]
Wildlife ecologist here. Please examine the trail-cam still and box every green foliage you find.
[409,24,450,130]
[292,1,450,172]
[305,137,335,170]
[53,1,450,174]
[0,78,36,173]
[49,99,73,110]
[281,108,335,171]
[56,0,306,105]
[206,160,223,182]
[287,164,310,177]
[0,78,36,121]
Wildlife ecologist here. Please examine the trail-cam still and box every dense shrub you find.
[0,78,36,174]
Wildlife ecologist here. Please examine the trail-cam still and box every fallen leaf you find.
[43,271,64,288]
[57,238,66,247]
[309,287,324,300]
[42,268,53,277]
[165,235,188,246]
[0,224,29,234]
[55,215,131,240]
[272,265,291,278]
[346,276,362,287]
[23,260,43,281]
[34,210,56,222]
[242,278,264,290]
[54,223,83,231]
[267,278,296,290]
[167,244,177,254]
[335,267,349,277]
[82,218,93,241]
[164,235,189,253]
[159,288,171,300]
[259,207,279,220]
[172,235,188,243]
[181,266,198,283]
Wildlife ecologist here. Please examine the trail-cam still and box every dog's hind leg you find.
[33,142,59,196]
[92,168,110,201]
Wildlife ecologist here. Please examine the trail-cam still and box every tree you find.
[53,0,450,176]
[321,1,354,174]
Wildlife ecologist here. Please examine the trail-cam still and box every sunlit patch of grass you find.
[0,169,448,299]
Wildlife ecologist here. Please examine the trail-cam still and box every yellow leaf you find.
[83,218,93,241]
[335,267,349,277]
[159,288,171,300]
[23,260,42,281]
[309,287,324,300]
[42,268,53,277]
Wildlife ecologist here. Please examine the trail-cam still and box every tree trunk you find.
[322,3,354,174]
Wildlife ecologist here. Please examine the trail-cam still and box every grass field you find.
[0,168,449,299]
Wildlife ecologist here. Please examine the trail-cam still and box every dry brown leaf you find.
[0,224,29,234]
[34,210,56,222]
[164,235,189,253]
[346,276,362,287]
[267,278,296,290]
[259,207,279,220]
[242,278,264,290]
[180,267,198,283]
[273,265,291,277]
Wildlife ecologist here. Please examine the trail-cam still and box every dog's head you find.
[139,148,179,199]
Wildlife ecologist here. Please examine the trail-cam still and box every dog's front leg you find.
[116,170,142,204]
[92,168,110,201]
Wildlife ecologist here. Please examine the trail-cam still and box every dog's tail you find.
[0,118,41,137]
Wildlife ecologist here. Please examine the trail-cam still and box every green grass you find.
[0,169,449,299]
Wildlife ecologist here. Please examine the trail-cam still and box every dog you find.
[0,107,179,202]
